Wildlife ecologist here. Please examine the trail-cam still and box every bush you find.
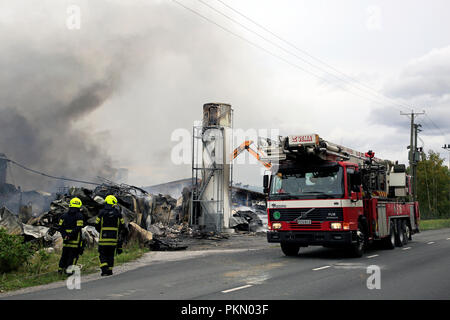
[0,228,34,273]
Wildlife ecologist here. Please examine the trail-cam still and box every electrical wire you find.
[3,157,101,186]
[424,113,448,139]
[214,0,411,109]
[172,0,409,112]
[204,0,411,112]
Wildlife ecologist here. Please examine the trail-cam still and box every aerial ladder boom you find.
[260,133,390,167]
[231,140,272,169]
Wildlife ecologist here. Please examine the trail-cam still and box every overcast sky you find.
[1,0,449,189]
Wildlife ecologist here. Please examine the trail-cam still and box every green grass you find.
[420,218,450,231]
[0,241,149,293]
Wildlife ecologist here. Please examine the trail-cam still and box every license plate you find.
[296,219,312,225]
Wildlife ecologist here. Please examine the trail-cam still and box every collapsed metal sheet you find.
[0,206,23,235]
[22,224,49,239]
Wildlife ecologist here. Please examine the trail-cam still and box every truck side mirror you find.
[353,173,362,186]
[263,175,269,194]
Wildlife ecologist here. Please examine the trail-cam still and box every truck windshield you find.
[270,166,344,199]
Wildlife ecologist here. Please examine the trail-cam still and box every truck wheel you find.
[384,221,396,250]
[395,220,404,247]
[401,221,410,245]
[350,222,366,258]
[280,243,300,256]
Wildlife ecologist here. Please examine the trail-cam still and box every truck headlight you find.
[330,222,342,230]
[272,223,282,230]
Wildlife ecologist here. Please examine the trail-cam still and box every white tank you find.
[200,103,233,231]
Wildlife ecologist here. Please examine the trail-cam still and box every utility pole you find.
[0,153,7,187]
[400,110,425,203]
[442,144,450,169]
[413,123,422,204]
[442,144,450,202]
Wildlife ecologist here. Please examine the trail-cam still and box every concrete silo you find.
[191,103,233,233]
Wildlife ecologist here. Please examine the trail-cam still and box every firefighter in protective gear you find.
[58,197,84,275]
[95,195,126,276]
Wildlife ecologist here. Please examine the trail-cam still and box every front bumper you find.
[267,230,353,247]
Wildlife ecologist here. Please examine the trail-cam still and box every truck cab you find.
[266,161,366,256]
[262,133,419,257]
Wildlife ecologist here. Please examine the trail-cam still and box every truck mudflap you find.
[267,231,353,247]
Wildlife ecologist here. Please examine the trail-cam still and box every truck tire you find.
[395,220,404,247]
[384,221,396,250]
[280,242,300,256]
[401,220,410,245]
[350,221,366,258]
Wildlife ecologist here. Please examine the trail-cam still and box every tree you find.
[415,151,450,219]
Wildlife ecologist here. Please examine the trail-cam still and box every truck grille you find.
[269,207,343,222]
[288,221,322,230]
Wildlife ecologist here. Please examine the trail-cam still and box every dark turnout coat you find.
[95,204,126,247]
[58,207,84,248]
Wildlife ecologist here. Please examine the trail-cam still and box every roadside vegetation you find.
[416,151,450,219]
[0,229,149,293]
[413,151,450,232]
[419,218,450,231]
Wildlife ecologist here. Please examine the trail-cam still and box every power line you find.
[211,0,412,112]
[424,113,447,138]
[171,1,333,82]
[4,157,101,186]
[198,0,407,111]
[215,0,449,142]
[173,0,410,111]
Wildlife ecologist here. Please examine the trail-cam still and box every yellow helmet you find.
[105,195,118,206]
[69,197,82,208]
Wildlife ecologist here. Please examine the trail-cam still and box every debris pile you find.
[0,183,192,252]
[0,179,269,254]
[0,206,24,236]
[230,184,267,233]
[230,206,267,233]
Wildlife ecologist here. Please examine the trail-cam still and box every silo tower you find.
[191,103,233,233]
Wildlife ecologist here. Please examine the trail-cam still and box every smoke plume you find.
[0,1,149,191]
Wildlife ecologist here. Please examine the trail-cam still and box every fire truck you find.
[262,134,420,257]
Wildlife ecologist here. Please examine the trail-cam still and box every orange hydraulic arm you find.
[231,140,272,169]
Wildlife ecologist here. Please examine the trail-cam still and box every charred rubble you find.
[0,183,192,252]
[230,184,267,233]
[0,179,268,254]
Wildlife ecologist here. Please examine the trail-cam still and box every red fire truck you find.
[263,134,420,257]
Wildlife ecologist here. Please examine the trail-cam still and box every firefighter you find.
[58,197,84,275]
[95,195,126,276]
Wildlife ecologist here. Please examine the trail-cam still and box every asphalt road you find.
[3,228,450,300]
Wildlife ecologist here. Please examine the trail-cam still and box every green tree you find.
[416,151,450,219]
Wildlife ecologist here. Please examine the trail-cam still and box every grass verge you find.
[420,218,450,231]
[0,241,149,293]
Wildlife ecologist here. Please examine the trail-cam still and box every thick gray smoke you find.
[3,1,380,189]
[0,1,148,191]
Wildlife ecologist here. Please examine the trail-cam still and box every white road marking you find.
[402,247,412,250]
[334,263,366,270]
[313,265,331,271]
[447,238,450,240]
[367,254,379,259]
[427,241,435,245]
[221,284,253,293]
